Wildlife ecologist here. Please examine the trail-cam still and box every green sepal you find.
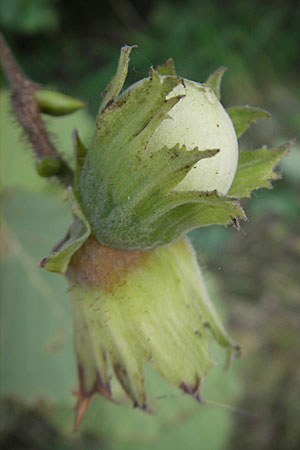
[100,45,137,112]
[227,105,271,138]
[73,130,88,187]
[34,89,86,116]
[36,156,62,177]
[228,141,294,198]
[156,57,176,76]
[205,66,227,100]
[40,189,91,274]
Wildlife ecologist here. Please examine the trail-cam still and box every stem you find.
[0,31,74,187]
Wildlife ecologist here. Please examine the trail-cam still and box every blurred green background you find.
[1,0,299,449]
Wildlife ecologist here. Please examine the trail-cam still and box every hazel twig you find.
[0,31,74,186]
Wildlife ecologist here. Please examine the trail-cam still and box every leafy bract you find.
[100,45,136,112]
[156,58,177,76]
[79,105,244,249]
[70,236,241,417]
[77,51,248,249]
[76,46,290,250]
[73,130,88,187]
[41,189,91,274]
[227,105,271,138]
[228,142,293,198]
[205,66,227,100]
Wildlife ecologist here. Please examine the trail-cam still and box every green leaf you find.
[227,105,271,138]
[228,141,294,198]
[205,66,227,100]
[156,57,177,76]
[1,189,75,403]
[40,189,91,274]
[100,45,137,111]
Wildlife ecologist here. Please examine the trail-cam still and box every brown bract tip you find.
[133,401,153,415]
[73,364,113,431]
[179,379,205,404]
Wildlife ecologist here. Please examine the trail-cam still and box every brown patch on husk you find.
[67,236,146,291]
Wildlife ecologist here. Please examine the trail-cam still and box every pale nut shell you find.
[146,78,239,195]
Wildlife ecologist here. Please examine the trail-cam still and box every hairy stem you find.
[0,31,74,187]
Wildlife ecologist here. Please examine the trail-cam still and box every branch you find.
[0,31,74,186]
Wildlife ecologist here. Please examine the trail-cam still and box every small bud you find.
[36,156,62,177]
[34,89,86,116]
